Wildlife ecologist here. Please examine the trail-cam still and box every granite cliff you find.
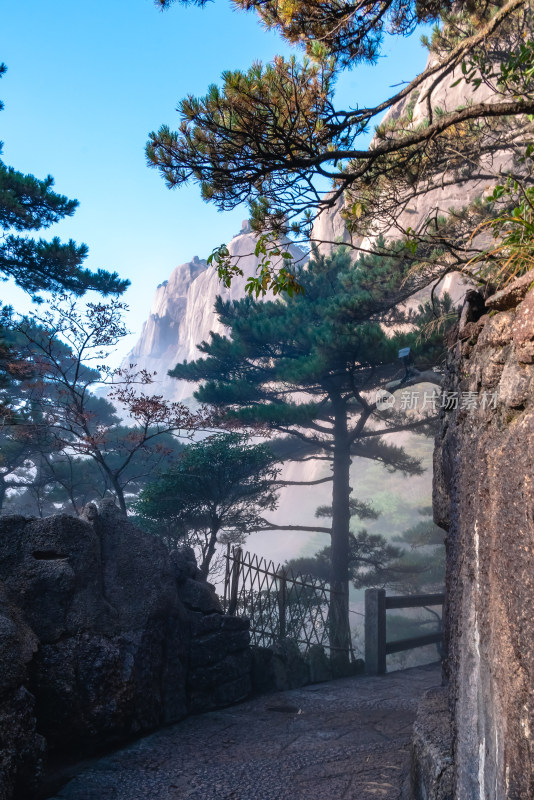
[432,275,534,798]
[125,220,306,402]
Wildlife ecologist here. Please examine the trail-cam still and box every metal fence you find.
[222,547,442,670]
[222,546,332,655]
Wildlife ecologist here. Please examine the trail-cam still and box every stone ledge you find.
[485,269,534,311]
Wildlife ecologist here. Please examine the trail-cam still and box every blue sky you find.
[1,0,431,360]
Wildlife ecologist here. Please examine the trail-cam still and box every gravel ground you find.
[46,663,441,800]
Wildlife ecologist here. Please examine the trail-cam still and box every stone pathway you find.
[47,663,441,800]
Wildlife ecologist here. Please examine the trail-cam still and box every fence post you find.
[277,567,287,639]
[228,546,242,616]
[223,543,231,611]
[365,588,386,675]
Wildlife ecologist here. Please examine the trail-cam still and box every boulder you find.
[305,644,333,684]
[0,507,190,754]
[250,639,309,693]
[0,588,45,800]
[0,504,251,798]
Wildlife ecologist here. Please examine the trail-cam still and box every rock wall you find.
[410,687,453,800]
[0,588,45,800]
[125,220,306,402]
[0,502,250,800]
[433,272,534,799]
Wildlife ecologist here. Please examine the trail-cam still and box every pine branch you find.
[273,475,333,486]
[252,521,332,533]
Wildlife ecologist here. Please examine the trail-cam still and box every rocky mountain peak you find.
[125,228,306,401]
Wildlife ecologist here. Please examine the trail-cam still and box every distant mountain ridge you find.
[124,220,307,401]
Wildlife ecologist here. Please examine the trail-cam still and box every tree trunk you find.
[329,399,352,676]
[87,453,128,515]
[199,521,220,580]
[108,472,127,515]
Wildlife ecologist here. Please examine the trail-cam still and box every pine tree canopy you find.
[155,0,451,68]
[149,0,534,294]
[135,432,280,577]
[287,530,405,586]
[0,63,129,302]
[170,245,445,451]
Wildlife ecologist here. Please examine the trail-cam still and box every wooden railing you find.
[364,588,445,675]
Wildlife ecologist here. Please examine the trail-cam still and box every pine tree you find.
[388,507,446,594]
[170,245,446,670]
[286,498,404,590]
[135,433,280,578]
[0,63,128,302]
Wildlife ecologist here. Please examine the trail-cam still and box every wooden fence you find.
[364,588,445,675]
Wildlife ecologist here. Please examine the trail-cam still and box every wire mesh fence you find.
[222,545,333,655]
